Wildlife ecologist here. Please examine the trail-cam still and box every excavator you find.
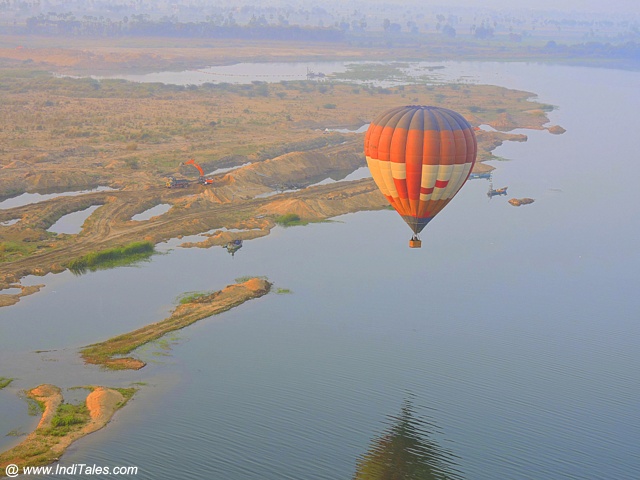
[184,159,214,185]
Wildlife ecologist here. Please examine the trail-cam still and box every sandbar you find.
[81,277,272,370]
[0,384,132,476]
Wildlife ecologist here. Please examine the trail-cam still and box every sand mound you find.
[509,198,535,206]
[30,385,63,429]
[548,125,566,134]
[243,278,271,293]
[86,387,125,422]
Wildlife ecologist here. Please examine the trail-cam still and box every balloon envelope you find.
[364,106,477,235]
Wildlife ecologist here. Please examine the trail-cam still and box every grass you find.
[235,275,269,283]
[274,213,308,227]
[67,241,154,274]
[47,403,90,436]
[332,62,412,83]
[26,397,44,416]
[0,377,14,390]
[114,387,137,406]
[275,288,292,294]
[176,291,211,304]
[0,242,37,263]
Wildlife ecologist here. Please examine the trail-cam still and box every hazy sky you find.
[421,0,639,15]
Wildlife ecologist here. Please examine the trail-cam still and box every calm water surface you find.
[130,204,172,221]
[1,62,639,479]
[47,205,101,235]
[0,186,115,210]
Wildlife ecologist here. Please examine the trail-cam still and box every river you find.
[1,61,639,479]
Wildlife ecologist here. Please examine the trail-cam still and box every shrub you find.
[275,213,307,227]
[0,377,13,389]
[177,291,210,304]
[125,157,139,169]
[50,403,89,430]
[67,241,154,274]
[235,275,269,283]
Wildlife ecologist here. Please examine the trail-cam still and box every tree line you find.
[21,14,345,42]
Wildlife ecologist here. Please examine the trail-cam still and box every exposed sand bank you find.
[0,385,131,476]
[509,198,535,206]
[0,284,44,307]
[81,277,272,370]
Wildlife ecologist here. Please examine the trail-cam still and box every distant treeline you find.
[21,16,345,42]
[542,40,640,61]
[12,14,640,65]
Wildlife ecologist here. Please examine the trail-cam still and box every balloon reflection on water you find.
[354,398,464,480]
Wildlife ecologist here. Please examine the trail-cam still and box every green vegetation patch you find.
[235,275,269,283]
[114,387,137,405]
[176,291,212,305]
[0,377,14,390]
[332,62,412,83]
[0,241,37,263]
[275,213,308,227]
[25,397,44,416]
[67,241,155,274]
[45,403,90,437]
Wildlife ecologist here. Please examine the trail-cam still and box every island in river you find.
[81,277,272,370]
[0,384,134,476]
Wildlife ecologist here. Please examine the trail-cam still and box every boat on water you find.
[487,186,508,197]
[469,172,492,180]
[224,239,243,256]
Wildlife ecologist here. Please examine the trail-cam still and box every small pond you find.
[47,205,101,235]
[0,186,116,210]
[131,204,172,221]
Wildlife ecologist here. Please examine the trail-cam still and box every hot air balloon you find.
[364,106,477,248]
